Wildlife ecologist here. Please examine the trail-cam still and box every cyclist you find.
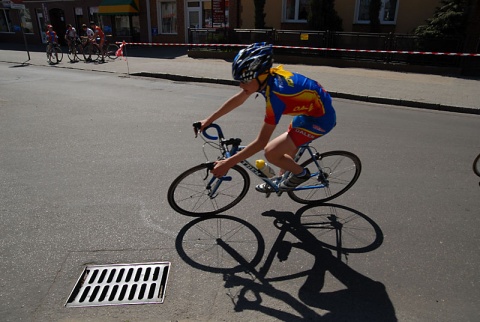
[197,42,336,191]
[45,24,59,62]
[81,23,95,61]
[90,21,105,62]
[64,24,78,50]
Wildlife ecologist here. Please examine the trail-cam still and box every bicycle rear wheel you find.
[288,151,361,204]
[105,43,119,60]
[168,163,250,217]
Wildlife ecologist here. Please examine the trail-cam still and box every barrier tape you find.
[117,42,480,57]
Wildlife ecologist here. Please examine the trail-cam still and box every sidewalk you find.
[1,43,479,114]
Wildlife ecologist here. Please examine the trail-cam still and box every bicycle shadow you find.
[175,204,396,321]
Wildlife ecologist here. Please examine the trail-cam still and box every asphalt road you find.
[1,63,479,321]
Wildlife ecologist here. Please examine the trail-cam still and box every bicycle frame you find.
[200,123,327,198]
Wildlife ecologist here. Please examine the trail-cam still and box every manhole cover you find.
[65,262,170,307]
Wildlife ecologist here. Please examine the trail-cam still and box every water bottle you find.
[255,159,276,178]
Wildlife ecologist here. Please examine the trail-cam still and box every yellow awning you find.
[98,0,139,15]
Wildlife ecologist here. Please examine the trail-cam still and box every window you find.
[19,9,33,33]
[355,0,399,24]
[157,0,177,34]
[0,9,13,33]
[115,16,131,36]
[284,0,308,22]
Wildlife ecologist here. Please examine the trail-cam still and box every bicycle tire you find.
[105,43,119,60]
[75,43,85,61]
[288,150,361,204]
[474,154,480,177]
[168,163,250,217]
[67,45,77,62]
[83,44,99,61]
[56,46,63,62]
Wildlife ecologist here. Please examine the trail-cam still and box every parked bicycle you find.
[168,123,362,217]
[46,42,63,64]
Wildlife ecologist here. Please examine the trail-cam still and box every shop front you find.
[98,0,141,42]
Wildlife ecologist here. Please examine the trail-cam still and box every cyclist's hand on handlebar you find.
[193,120,211,138]
[211,159,231,178]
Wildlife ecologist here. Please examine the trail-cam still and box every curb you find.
[132,72,480,115]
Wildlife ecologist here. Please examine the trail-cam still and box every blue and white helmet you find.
[232,42,273,82]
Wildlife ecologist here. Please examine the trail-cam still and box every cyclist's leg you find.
[277,113,336,190]
[264,132,303,175]
[254,132,300,193]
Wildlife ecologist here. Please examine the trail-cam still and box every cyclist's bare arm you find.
[200,89,252,131]
[211,122,275,178]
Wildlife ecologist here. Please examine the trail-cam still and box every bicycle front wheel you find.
[67,45,77,62]
[288,151,361,204]
[75,43,85,61]
[46,47,60,64]
[168,163,250,217]
[83,45,99,61]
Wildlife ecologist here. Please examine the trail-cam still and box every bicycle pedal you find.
[265,192,271,198]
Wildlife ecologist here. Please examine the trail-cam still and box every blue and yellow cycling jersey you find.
[259,65,333,125]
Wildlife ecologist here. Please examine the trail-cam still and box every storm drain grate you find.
[65,262,170,307]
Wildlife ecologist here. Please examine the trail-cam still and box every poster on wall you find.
[212,0,225,26]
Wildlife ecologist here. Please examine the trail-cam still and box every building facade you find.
[239,0,441,34]
[0,0,238,45]
[1,0,478,49]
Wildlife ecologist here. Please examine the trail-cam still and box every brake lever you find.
[193,122,202,138]
[203,161,216,180]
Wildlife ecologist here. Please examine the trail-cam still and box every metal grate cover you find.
[65,262,170,307]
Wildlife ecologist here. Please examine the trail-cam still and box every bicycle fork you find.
[204,162,233,199]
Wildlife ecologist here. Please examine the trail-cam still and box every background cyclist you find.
[45,24,59,61]
[90,21,105,62]
[81,23,95,61]
[197,42,336,192]
[65,24,78,49]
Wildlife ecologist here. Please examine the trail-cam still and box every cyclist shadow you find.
[261,206,395,321]
[175,204,396,321]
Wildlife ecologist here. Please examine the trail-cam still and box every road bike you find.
[167,123,362,217]
[46,42,63,64]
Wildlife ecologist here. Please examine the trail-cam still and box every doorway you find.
[49,8,66,45]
